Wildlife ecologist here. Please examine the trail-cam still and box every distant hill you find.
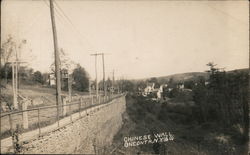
[156,72,209,83]
[228,68,248,74]
[133,68,248,84]
[131,72,209,83]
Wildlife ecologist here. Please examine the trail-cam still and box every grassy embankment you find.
[111,94,245,155]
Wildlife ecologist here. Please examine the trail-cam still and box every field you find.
[1,84,96,111]
[0,83,103,139]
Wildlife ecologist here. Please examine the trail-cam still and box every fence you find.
[0,93,124,140]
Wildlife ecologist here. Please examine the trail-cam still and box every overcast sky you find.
[1,0,249,80]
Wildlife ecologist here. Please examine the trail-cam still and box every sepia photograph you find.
[0,0,249,154]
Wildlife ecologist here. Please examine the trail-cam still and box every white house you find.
[156,85,164,99]
[49,73,56,86]
[143,83,155,96]
[177,83,184,90]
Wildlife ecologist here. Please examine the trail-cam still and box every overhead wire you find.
[43,0,94,52]
[54,1,75,28]
[207,4,248,27]
[43,0,96,77]
[54,0,94,52]
[43,0,68,28]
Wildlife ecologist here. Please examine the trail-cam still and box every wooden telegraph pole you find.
[11,62,17,109]
[95,55,98,97]
[112,70,114,95]
[90,53,99,97]
[9,60,25,110]
[49,0,62,115]
[67,73,72,102]
[9,41,26,110]
[90,53,109,97]
[101,53,106,97]
[89,79,92,96]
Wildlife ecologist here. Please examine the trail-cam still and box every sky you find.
[1,0,249,80]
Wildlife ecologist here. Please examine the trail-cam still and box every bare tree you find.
[1,35,27,84]
[50,48,76,74]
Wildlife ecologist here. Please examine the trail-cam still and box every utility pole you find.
[101,53,106,97]
[8,39,26,110]
[112,70,114,95]
[50,0,62,113]
[89,79,92,97]
[91,52,109,97]
[0,0,1,84]
[90,53,99,97]
[68,74,72,102]
[117,82,120,94]
[9,61,25,110]
[12,62,17,109]
[14,47,18,102]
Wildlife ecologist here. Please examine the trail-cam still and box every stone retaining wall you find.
[18,96,126,154]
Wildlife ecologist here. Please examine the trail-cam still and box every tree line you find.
[192,63,249,142]
[0,36,90,92]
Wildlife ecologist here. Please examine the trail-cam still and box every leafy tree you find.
[193,62,249,144]
[42,73,49,85]
[167,78,176,88]
[193,79,208,123]
[184,80,195,89]
[72,64,89,91]
[61,68,69,91]
[147,77,160,88]
[1,36,15,66]
[106,78,112,91]
[33,71,43,84]
[0,65,12,80]
[98,78,112,92]
[118,79,135,92]
[169,88,178,98]
[19,66,29,82]
[136,80,147,92]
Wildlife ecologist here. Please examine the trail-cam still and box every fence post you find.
[38,108,41,136]
[9,114,15,152]
[91,95,93,105]
[8,114,13,133]
[61,98,64,117]
[63,98,67,116]
[69,102,73,123]
[22,100,28,129]
[79,97,82,118]
[57,105,59,128]
[93,144,97,155]
[86,102,88,116]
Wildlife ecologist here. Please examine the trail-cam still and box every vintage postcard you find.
[0,0,249,154]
